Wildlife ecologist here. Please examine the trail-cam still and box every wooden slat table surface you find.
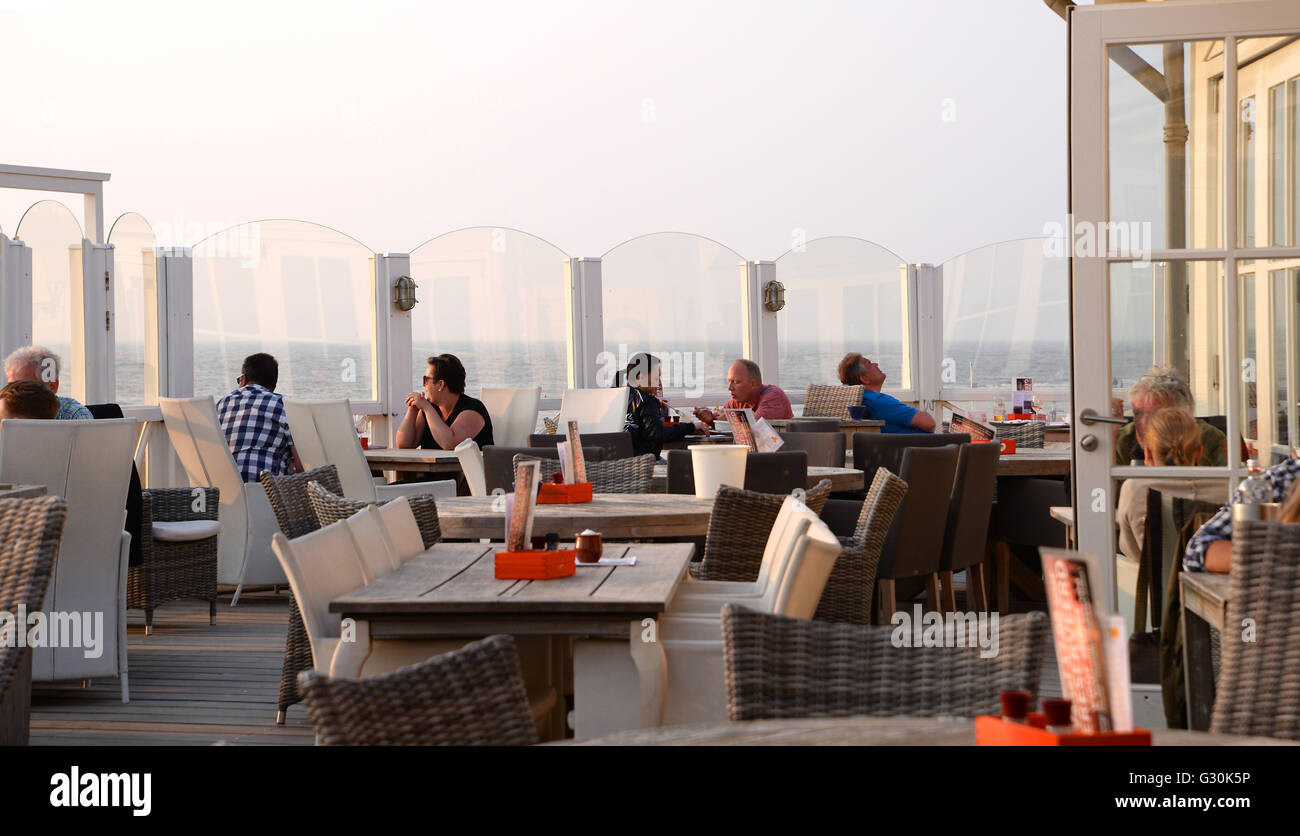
[994,442,1072,477]
[562,715,1298,746]
[362,447,461,473]
[0,484,48,500]
[1180,571,1229,731]
[649,464,864,493]
[435,493,715,540]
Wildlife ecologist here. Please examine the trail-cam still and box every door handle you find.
[1078,408,1128,427]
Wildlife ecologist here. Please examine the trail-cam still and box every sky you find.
[0,0,1077,264]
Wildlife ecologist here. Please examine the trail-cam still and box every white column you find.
[742,260,779,381]
[913,263,942,413]
[566,257,604,389]
[376,254,412,447]
[156,248,194,398]
[72,240,115,405]
[0,235,33,360]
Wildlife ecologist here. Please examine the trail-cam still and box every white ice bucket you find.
[689,444,748,500]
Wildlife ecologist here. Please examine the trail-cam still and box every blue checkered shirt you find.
[1184,457,1300,571]
[56,395,93,420]
[216,384,294,482]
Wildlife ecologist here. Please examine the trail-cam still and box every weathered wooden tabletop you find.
[649,464,864,493]
[994,442,1072,477]
[435,493,715,540]
[363,447,461,473]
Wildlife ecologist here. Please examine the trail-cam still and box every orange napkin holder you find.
[998,438,1017,455]
[494,549,577,580]
[537,482,593,504]
[975,715,1151,746]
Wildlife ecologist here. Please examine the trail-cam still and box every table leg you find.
[0,651,32,745]
[1181,585,1216,732]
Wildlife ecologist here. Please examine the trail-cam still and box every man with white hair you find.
[3,345,93,420]
[1113,365,1225,466]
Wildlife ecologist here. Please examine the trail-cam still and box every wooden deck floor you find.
[29,591,315,746]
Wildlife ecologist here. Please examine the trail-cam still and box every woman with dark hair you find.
[396,354,494,450]
[622,352,706,457]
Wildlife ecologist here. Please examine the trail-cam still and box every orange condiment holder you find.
[537,482,594,504]
[999,438,1017,455]
[494,549,577,580]
[975,715,1151,746]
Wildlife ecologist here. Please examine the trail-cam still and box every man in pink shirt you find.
[695,359,793,427]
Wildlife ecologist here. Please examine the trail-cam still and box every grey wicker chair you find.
[305,480,442,547]
[127,487,220,634]
[512,453,656,494]
[0,496,67,745]
[297,634,538,745]
[721,604,1048,721]
[816,468,908,623]
[1209,520,1300,741]
[803,384,864,419]
[688,479,833,582]
[483,445,608,494]
[527,431,634,460]
[261,465,344,724]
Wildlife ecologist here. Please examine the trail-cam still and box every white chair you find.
[454,439,487,497]
[0,418,137,702]
[284,399,457,503]
[555,388,629,434]
[342,506,401,583]
[159,396,284,603]
[480,386,540,448]
[374,498,426,563]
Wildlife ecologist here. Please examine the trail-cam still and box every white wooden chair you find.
[480,386,540,448]
[555,388,629,434]
[159,396,285,603]
[283,399,455,502]
[454,439,487,497]
[0,418,138,702]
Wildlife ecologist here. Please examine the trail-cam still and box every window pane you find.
[410,228,568,399]
[773,237,909,393]
[15,200,82,400]
[192,221,375,400]
[1239,262,1297,466]
[1237,36,1300,250]
[1271,84,1287,246]
[108,213,156,406]
[602,233,742,397]
[942,239,1068,389]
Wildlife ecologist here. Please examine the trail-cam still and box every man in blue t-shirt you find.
[837,352,936,434]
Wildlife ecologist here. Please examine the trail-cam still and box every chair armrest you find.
[376,481,457,501]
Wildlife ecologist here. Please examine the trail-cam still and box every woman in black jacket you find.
[621,352,707,457]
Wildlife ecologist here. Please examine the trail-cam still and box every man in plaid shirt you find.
[1184,457,1300,572]
[216,353,300,482]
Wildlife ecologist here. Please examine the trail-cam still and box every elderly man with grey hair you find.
[1113,365,1226,466]
[3,345,93,420]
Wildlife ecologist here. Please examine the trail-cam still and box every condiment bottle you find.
[1043,698,1073,734]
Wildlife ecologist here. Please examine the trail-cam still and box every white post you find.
[376,254,412,447]
[913,263,942,414]
[743,260,779,380]
[70,240,114,405]
[566,257,604,389]
[84,185,104,244]
[156,248,194,398]
[0,234,33,360]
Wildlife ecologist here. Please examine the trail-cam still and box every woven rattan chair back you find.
[261,466,344,539]
[689,480,833,582]
[512,453,655,494]
[298,634,538,745]
[527,431,634,460]
[483,445,607,493]
[777,432,846,468]
[0,496,67,745]
[721,604,1048,721]
[814,468,908,623]
[803,384,864,419]
[1209,520,1300,740]
[306,481,442,549]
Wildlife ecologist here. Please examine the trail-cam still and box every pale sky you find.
[0,0,1077,264]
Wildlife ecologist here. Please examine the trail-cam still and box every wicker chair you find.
[127,487,220,634]
[0,496,67,745]
[512,453,656,494]
[689,479,832,582]
[297,634,538,745]
[306,481,442,548]
[803,384,864,419]
[721,604,1048,721]
[261,466,345,724]
[815,469,909,623]
[1209,520,1300,741]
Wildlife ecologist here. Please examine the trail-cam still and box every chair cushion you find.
[152,519,221,542]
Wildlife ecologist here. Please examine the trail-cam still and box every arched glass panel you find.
[108,213,156,405]
[774,237,910,394]
[192,221,375,400]
[941,238,1069,391]
[15,200,82,399]
[409,227,568,398]
[601,233,743,397]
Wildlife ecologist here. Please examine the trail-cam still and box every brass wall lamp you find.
[394,275,418,311]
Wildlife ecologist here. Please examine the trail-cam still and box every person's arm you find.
[623,390,662,453]
[909,410,937,432]
[1182,503,1232,572]
[420,403,486,450]
[870,393,924,432]
[752,388,794,421]
[395,394,426,448]
[289,445,305,474]
[1203,539,1232,573]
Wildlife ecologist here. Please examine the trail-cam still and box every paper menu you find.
[506,460,541,551]
[1040,549,1113,732]
[565,420,586,484]
[1013,377,1034,414]
[723,408,756,452]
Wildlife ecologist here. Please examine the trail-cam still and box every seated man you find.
[837,352,935,433]
[1184,456,1300,573]
[3,345,93,419]
[694,359,793,427]
[0,380,60,420]
[216,352,301,482]
[1113,366,1226,466]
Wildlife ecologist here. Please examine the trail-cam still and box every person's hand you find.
[406,392,431,411]
[692,420,709,434]
[694,407,715,425]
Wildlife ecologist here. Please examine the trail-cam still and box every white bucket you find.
[689,444,748,500]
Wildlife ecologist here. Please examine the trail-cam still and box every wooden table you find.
[0,484,48,500]
[362,447,461,474]
[563,715,1297,745]
[1180,571,1229,732]
[1049,505,1075,547]
[435,493,715,540]
[649,464,864,493]
[769,417,884,445]
[995,442,1072,477]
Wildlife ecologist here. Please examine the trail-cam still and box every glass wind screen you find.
[601,233,743,398]
[15,200,82,399]
[773,237,909,393]
[191,221,376,400]
[1238,263,1298,465]
[410,228,567,399]
[1109,260,1225,467]
[1108,40,1222,252]
[941,239,1069,390]
[108,213,156,405]
[1237,36,1300,250]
